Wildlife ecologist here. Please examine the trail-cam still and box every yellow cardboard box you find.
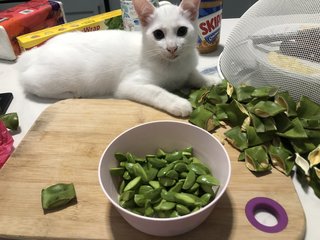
[0,0,65,60]
[17,9,122,51]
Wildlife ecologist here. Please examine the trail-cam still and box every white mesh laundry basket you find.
[219,0,320,103]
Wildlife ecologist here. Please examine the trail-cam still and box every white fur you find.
[16,0,219,117]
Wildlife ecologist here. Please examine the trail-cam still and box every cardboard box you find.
[17,9,123,52]
[0,0,66,60]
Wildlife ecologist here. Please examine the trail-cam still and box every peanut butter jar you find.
[197,0,223,54]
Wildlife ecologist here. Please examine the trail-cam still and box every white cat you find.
[16,0,219,117]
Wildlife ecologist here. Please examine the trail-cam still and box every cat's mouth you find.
[166,53,179,61]
[168,55,178,60]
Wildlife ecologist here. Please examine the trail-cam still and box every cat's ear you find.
[179,0,200,21]
[133,0,155,27]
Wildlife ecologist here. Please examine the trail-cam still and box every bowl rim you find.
[98,120,231,222]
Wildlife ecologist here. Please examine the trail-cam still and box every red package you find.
[0,0,65,60]
[0,121,14,168]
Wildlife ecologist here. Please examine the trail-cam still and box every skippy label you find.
[197,0,223,53]
[198,9,222,43]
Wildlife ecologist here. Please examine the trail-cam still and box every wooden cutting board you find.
[0,99,305,240]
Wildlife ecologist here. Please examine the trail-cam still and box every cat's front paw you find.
[167,98,192,117]
[203,75,222,87]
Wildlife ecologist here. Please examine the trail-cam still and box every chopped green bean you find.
[165,151,183,162]
[189,162,211,175]
[134,194,146,207]
[149,180,160,189]
[196,174,220,186]
[182,170,196,190]
[159,176,176,187]
[173,162,188,172]
[174,192,196,207]
[114,152,127,162]
[133,163,148,182]
[157,162,175,178]
[170,210,180,217]
[122,171,131,180]
[200,193,213,206]
[123,176,141,192]
[0,112,19,131]
[160,201,176,211]
[119,180,125,194]
[176,204,190,215]
[166,169,179,180]
[41,183,76,210]
[109,147,220,217]
[161,190,176,202]
[109,167,125,176]
[148,158,167,168]
[138,185,153,194]
[120,190,135,201]
[187,182,200,194]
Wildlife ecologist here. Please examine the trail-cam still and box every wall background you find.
[0,0,259,20]
[109,0,259,18]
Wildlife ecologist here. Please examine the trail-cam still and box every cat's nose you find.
[167,46,178,54]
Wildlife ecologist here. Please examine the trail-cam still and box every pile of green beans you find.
[187,79,320,199]
[109,147,220,218]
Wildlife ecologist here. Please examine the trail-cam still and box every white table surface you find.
[0,18,319,240]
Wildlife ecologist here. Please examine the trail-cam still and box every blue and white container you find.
[120,0,159,31]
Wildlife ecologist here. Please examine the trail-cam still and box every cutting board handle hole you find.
[254,209,278,227]
[245,197,288,233]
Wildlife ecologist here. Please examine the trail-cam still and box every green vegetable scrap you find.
[104,15,123,30]
[0,112,19,131]
[41,183,77,210]
[224,126,248,151]
[109,147,220,218]
[274,91,297,117]
[218,100,249,127]
[187,79,320,198]
[250,101,286,118]
[189,105,219,131]
[295,146,320,198]
[245,146,271,172]
[268,145,294,176]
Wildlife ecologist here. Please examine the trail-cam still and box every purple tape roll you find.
[245,197,288,233]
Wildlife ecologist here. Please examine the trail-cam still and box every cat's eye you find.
[153,29,165,40]
[177,26,188,37]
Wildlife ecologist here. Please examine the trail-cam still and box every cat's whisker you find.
[144,50,163,59]
[144,48,162,55]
